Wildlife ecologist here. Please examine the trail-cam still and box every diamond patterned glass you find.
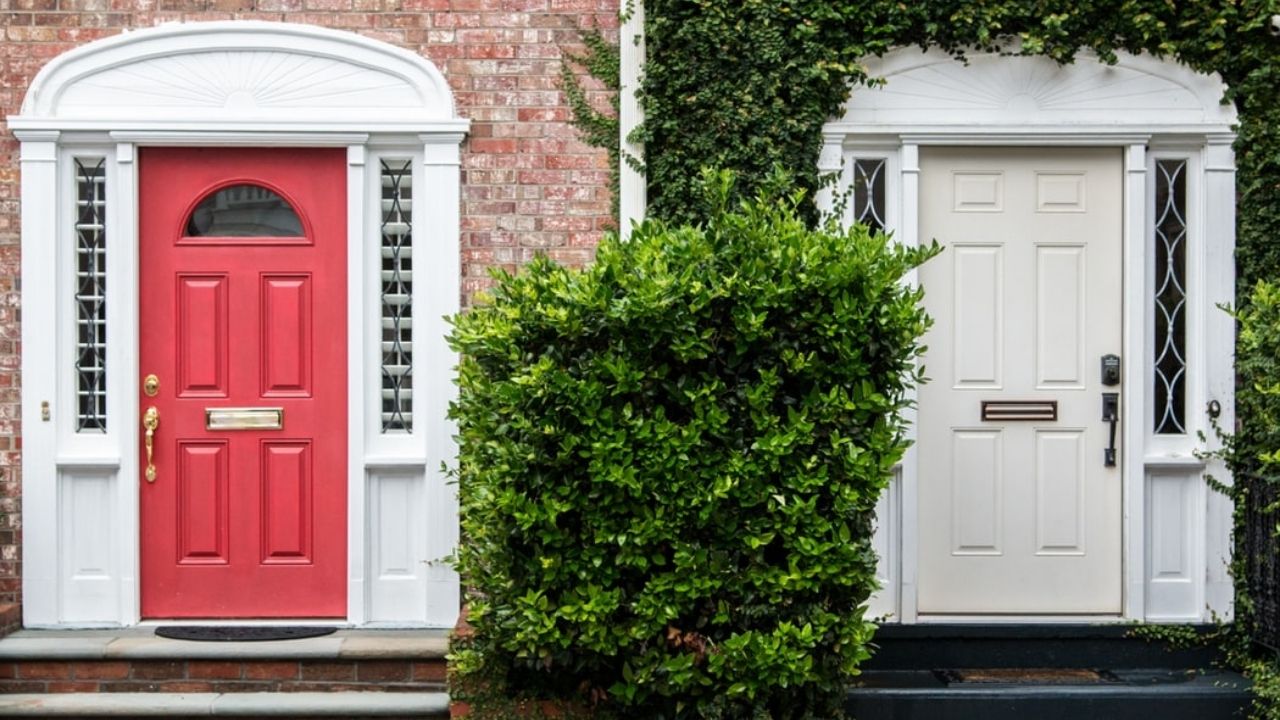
[380,159,413,432]
[75,158,107,432]
[852,158,886,234]
[1154,159,1187,435]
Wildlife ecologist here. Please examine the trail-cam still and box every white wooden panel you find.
[839,48,1236,129]
[952,430,1002,555]
[1036,245,1085,387]
[1037,173,1086,212]
[954,172,1003,211]
[18,23,464,129]
[367,469,428,623]
[1145,470,1202,619]
[953,246,1003,387]
[423,459,461,627]
[59,469,118,622]
[867,470,900,620]
[1035,430,1085,555]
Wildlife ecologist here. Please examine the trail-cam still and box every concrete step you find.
[0,691,450,717]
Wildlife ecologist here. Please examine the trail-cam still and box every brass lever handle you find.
[143,406,160,482]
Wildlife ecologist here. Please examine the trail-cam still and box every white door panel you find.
[918,147,1123,614]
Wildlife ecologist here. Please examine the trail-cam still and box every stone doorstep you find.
[0,628,451,661]
[0,691,451,716]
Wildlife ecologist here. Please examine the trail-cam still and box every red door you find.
[139,148,347,618]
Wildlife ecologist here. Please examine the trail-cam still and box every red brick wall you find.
[0,0,616,612]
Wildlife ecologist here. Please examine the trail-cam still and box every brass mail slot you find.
[981,400,1058,422]
[206,407,284,431]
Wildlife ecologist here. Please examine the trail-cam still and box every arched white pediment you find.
[13,21,464,132]
[840,47,1236,130]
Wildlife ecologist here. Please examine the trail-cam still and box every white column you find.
[898,141,920,623]
[1123,142,1148,620]
[619,0,646,235]
[17,132,60,626]
[1202,135,1236,620]
[346,144,369,626]
[815,132,844,221]
[419,135,462,626]
[113,142,140,625]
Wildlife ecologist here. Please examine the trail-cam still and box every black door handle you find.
[1102,392,1119,467]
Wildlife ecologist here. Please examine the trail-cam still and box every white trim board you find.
[823,48,1237,624]
[12,22,467,629]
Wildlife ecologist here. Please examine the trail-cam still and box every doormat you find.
[154,626,338,642]
[937,668,1121,685]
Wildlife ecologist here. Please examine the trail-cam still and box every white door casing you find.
[917,147,1123,614]
[821,47,1238,623]
[10,22,468,627]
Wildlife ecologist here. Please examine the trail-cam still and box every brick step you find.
[0,628,448,696]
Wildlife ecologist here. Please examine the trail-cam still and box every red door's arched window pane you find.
[185,184,304,238]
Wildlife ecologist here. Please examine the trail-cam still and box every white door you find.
[917,147,1123,615]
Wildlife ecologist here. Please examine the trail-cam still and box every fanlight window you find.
[185,184,303,237]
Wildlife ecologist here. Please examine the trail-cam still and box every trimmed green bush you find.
[448,171,939,719]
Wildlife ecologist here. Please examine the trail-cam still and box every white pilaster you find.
[346,144,368,626]
[1202,136,1237,619]
[1123,142,1148,621]
[619,0,646,235]
[419,136,462,627]
[815,132,844,220]
[113,142,140,625]
[17,132,61,627]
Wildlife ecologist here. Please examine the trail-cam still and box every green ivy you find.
[559,21,623,220]
[1210,281,1280,720]
[449,171,939,718]
[639,0,1280,253]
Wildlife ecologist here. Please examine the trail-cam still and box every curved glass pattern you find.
[1154,159,1187,435]
[185,184,303,237]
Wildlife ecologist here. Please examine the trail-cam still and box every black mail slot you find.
[981,400,1058,422]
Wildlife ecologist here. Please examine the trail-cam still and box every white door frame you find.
[10,22,468,628]
[822,48,1238,623]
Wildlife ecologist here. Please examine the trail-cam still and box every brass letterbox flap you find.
[206,407,284,431]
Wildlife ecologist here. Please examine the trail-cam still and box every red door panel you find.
[140,147,346,618]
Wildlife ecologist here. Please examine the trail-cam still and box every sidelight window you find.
[851,158,887,234]
[379,159,413,432]
[1153,158,1188,435]
[74,157,107,432]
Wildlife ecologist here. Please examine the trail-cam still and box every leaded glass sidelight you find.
[75,158,107,432]
[851,158,887,234]
[380,159,413,432]
[1154,159,1188,435]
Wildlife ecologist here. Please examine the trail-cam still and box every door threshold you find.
[910,615,1128,624]
[137,619,351,627]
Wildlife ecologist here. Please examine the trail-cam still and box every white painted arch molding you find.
[12,21,467,133]
[838,47,1237,132]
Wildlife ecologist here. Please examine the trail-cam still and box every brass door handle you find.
[143,406,159,482]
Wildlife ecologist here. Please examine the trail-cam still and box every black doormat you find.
[937,668,1122,685]
[154,625,338,642]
